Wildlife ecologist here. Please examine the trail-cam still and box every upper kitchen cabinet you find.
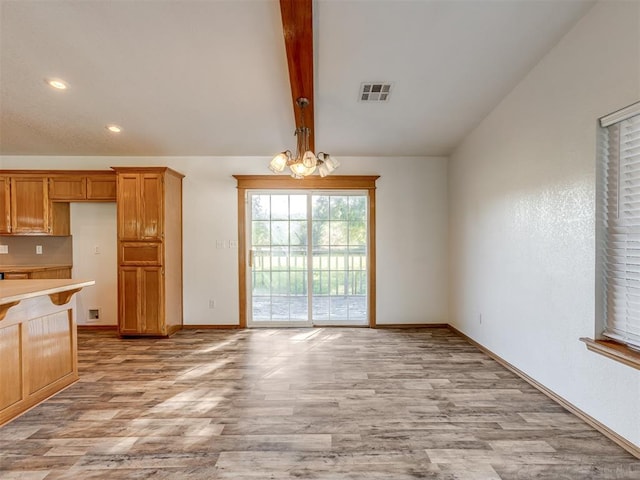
[87,174,117,200]
[0,176,10,234]
[49,175,85,200]
[2,174,70,235]
[116,170,164,241]
[10,176,51,234]
[49,172,116,201]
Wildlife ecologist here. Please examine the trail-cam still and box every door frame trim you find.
[234,175,379,328]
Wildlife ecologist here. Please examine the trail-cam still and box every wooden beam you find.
[280,0,315,151]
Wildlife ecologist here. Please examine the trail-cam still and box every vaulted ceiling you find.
[0,0,594,157]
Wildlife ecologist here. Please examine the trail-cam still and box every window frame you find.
[585,101,640,370]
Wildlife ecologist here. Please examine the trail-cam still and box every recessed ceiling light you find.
[106,124,122,133]
[46,78,68,90]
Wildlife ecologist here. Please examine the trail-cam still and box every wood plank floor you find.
[0,327,638,479]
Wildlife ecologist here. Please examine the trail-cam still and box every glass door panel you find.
[249,194,310,326]
[311,194,367,325]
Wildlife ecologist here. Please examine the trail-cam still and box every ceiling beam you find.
[279,0,314,151]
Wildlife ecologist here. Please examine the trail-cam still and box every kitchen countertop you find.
[0,279,95,305]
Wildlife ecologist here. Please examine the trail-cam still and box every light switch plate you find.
[0,245,7,254]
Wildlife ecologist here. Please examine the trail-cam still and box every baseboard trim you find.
[182,324,240,330]
[449,325,640,459]
[182,323,449,330]
[77,325,117,331]
[376,323,449,329]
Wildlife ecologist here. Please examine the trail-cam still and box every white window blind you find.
[600,105,640,349]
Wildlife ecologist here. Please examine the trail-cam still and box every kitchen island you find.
[0,279,95,425]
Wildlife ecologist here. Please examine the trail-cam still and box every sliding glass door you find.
[247,191,368,327]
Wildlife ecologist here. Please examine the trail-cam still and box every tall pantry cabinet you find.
[113,167,184,336]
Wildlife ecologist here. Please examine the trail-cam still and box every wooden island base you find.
[0,279,94,425]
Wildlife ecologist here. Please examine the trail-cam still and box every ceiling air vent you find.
[359,82,392,102]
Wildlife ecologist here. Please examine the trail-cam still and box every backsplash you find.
[0,236,73,266]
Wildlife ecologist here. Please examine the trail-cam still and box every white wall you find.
[70,203,117,326]
[0,155,449,326]
[449,0,640,448]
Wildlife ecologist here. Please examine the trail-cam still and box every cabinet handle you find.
[249,250,254,268]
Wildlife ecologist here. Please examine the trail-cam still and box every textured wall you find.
[448,1,640,447]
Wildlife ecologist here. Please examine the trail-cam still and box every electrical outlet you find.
[209,299,216,309]
[94,245,101,254]
[36,245,43,255]
[0,245,7,254]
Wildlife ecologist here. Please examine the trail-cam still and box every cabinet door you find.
[119,267,141,334]
[118,266,164,335]
[10,177,50,234]
[87,175,116,201]
[49,176,86,200]
[117,174,142,240]
[0,176,10,234]
[140,174,163,241]
[120,242,162,265]
[117,173,163,241]
[141,266,164,335]
[30,268,72,279]
[4,272,29,279]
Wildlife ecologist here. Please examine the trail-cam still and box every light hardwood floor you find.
[0,327,638,479]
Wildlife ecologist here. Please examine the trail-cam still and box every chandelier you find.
[269,97,340,178]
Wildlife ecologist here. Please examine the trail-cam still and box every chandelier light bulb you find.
[290,161,316,178]
[290,162,306,177]
[290,167,305,180]
[302,150,317,168]
[324,154,340,170]
[269,151,290,173]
